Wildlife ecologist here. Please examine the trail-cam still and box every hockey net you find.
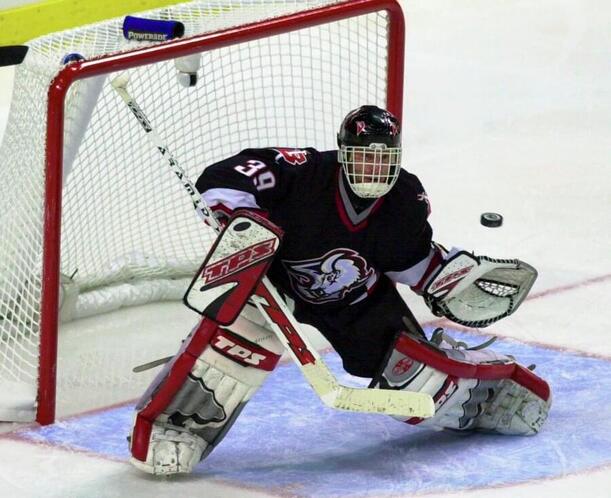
[0,0,403,423]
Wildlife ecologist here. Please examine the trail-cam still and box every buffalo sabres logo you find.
[283,249,374,304]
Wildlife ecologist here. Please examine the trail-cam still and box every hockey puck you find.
[480,212,503,227]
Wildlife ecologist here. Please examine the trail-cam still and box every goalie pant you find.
[129,305,283,475]
[371,329,552,435]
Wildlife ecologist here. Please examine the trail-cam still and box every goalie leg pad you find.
[130,310,283,474]
[372,330,551,435]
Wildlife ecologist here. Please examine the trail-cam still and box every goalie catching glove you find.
[421,250,537,328]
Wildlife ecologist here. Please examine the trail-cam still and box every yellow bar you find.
[0,0,186,45]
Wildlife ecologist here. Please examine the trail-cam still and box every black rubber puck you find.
[480,212,503,227]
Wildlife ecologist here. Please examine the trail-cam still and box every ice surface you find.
[12,330,611,497]
[0,0,610,496]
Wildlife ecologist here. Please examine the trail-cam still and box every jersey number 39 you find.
[234,160,276,191]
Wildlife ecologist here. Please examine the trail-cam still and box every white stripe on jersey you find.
[202,188,261,211]
[385,246,438,286]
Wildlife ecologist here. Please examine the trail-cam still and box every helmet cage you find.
[338,142,401,198]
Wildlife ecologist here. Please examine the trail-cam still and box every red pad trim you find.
[395,333,551,401]
[210,203,269,226]
[130,415,152,460]
[211,328,281,371]
[209,202,269,228]
[512,364,551,401]
[131,319,219,462]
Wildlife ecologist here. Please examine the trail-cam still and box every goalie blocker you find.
[183,209,282,324]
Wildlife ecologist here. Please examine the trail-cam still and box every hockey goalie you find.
[128,106,551,475]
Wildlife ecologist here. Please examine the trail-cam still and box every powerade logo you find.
[127,31,168,42]
[122,17,185,42]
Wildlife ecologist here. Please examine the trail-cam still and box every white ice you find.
[0,0,609,496]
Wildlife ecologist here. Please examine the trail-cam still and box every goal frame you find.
[37,0,405,425]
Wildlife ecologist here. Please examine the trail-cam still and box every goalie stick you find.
[111,73,434,419]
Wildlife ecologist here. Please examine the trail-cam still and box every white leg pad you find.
[130,310,282,475]
[374,329,552,435]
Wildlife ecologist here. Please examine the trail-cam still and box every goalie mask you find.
[337,105,402,198]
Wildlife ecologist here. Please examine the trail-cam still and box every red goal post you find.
[1,0,405,425]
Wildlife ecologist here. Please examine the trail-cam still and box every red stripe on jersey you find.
[334,171,384,232]
[410,246,444,294]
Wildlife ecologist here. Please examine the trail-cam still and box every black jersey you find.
[196,147,433,316]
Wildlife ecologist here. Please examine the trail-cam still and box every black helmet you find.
[337,106,402,198]
[337,105,401,149]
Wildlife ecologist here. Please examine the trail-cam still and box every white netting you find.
[0,0,393,420]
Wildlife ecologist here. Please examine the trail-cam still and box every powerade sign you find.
[122,16,184,42]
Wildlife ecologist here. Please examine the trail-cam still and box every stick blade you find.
[303,360,435,418]
[331,388,435,418]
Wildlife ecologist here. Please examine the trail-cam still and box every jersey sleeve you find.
[381,173,443,291]
[195,148,317,217]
